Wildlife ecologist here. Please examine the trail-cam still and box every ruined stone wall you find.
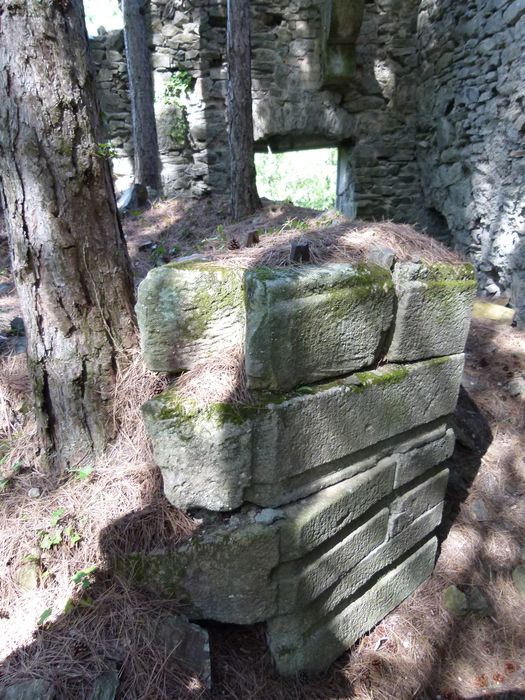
[90,1,525,320]
[416,0,525,318]
[90,31,134,189]
[90,0,423,221]
[125,253,476,674]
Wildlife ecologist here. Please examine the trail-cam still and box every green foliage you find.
[39,509,82,551]
[71,565,98,588]
[163,70,192,146]
[38,608,52,626]
[63,566,98,615]
[39,530,62,550]
[65,525,82,545]
[95,142,117,159]
[50,508,65,526]
[169,118,189,146]
[255,148,337,210]
[163,70,192,106]
[70,464,94,481]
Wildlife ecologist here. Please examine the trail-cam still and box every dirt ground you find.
[1,196,525,699]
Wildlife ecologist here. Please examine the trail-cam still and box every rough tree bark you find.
[227,0,261,220]
[0,0,137,471]
[122,0,161,192]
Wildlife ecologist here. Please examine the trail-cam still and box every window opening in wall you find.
[255,148,338,211]
[83,0,123,37]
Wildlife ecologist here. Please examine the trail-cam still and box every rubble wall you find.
[90,1,525,319]
[416,0,525,316]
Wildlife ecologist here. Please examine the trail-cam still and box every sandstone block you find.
[278,462,394,561]
[118,481,445,630]
[123,522,279,625]
[136,262,245,372]
[247,420,452,506]
[143,355,463,510]
[394,427,454,488]
[388,468,449,536]
[138,261,394,388]
[267,537,438,675]
[276,508,389,613]
[244,263,394,391]
[386,262,476,362]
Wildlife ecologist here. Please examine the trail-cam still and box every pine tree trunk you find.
[0,0,137,472]
[227,0,261,220]
[122,0,161,192]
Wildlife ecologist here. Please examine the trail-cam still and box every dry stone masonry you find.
[90,0,525,324]
[126,255,476,674]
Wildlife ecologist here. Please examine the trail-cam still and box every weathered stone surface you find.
[154,615,211,688]
[388,468,449,537]
[276,508,389,613]
[394,427,454,488]
[442,585,468,616]
[387,263,476,362]
[119,465,447,626]
[123,522,279,624]
[267,537,438,675]
[143,354,463,510]
[244,263,394,391]
[248,420,453,506]
[87,670,119,700]
[0,680,55,700]
[142,396,254,511]
[278,462,394,561]
[136,262,245,372]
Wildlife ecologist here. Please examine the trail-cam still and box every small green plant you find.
[163,70,192,105]
[50,508,65,526]
[94,142,117,159]
[65,525,82,545]
[71,565,97,588]
[39,530,62,550]
[71,464,94,481]
[64,565,98,614]
[38,608,52,626]
[39,509,82,551]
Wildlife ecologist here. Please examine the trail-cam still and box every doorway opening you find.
[254,147,338,211]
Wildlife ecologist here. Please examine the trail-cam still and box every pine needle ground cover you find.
[1,200,525,698]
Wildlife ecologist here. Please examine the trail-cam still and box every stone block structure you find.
[89,0,525,322]
[125,255,475,674]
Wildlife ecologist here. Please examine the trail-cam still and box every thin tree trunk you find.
[0,0,137,472]
[227,0,261,220]
[122,0,161,192]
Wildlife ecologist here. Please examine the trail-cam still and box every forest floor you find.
[1,196,525,699]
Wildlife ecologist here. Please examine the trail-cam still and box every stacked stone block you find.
[129,258,475,674]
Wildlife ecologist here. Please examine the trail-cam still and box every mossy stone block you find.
[123,522,279,625]
[136,262,245,372]
[245,263,394,391]
[143,355,464,511]
[387,262,476,362]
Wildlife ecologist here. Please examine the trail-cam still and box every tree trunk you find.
[227,0,261,220]
[122,0,161,192]
[0,0,137,472]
